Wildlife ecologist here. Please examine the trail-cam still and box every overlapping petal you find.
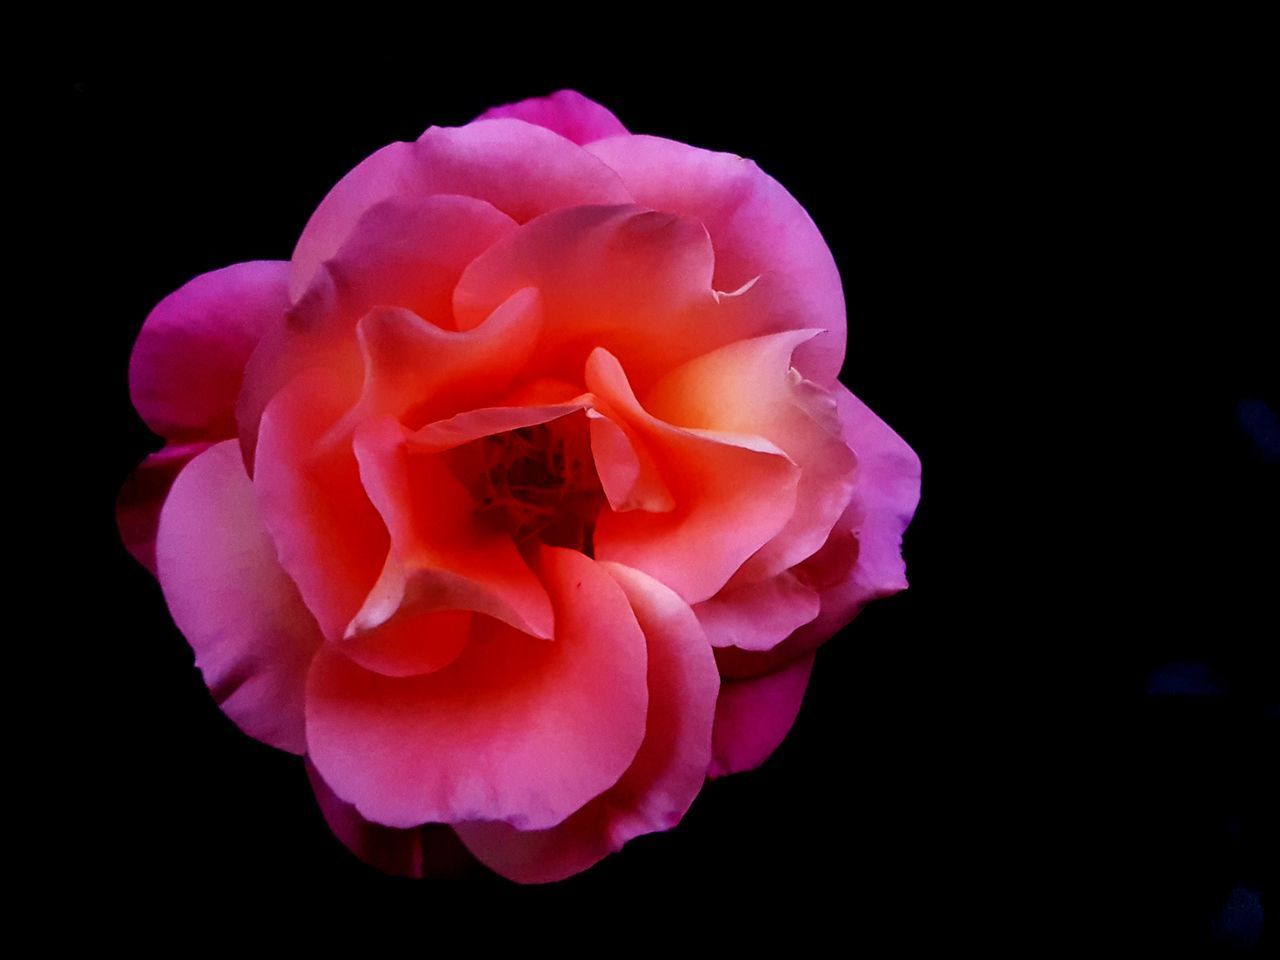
[474,89,629,146]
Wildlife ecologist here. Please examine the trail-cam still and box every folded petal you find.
[455,204,787,393]
[290,121,631,299]
[305,546,649,830]
[306,759,476,879]
[586,348,799,603]
[116,441,210,573]
[474,90,630,146]
[709,653,815,778]
[587,135,845,382]
[130,260,289,441]
[253,369,387,641]
[348,416,554,641]
[455,562,718,883]
[694,571,820,651]
[155,441,323,754]
[645,329,857,584]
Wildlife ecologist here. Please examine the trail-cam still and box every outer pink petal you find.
[305,760,476,879]
[154,441,323,754]
[454,563,718,883]
[454,204,786,394]
[474,90,630,146]
[116,441,210,573]
[253,369,387,642]
[289,121,631,300]
[693,571,820,651]
[130,260,290,441]
[586,348,800,604]
[709,653,815,778]
[586,135,845,382]
[305,547,649,830]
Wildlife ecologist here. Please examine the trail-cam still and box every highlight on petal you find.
[155,441,323,754]
[709,653,815,778]
[586,347,800,604]
[116,440,210,573]
[587,135,845,382]
[454,562,718,883]
[474,89,630,146]
[305,546,649,830]
[130,260,289,440]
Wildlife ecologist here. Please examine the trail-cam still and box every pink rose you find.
[117,89,921,882]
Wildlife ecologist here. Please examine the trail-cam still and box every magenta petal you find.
[474,90,630,146]
[694,571,820,651]
[455,563,718,883]
[709,653,816,778]
[305,546,648,830]
[130,260,289,441]
[587,135,845,382]
[155,441,323,754]
[116,441,210,573]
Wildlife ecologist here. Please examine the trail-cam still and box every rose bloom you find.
[117,90,921,882]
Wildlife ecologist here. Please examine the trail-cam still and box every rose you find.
[117,89,921,882]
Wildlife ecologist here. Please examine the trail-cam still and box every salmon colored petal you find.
[237,197,516,466]
[587,135,845,382]
[709,653,815,778]
[130,260,289,441]
[694,571,820,651]
[348,416,554,641]
[455,204,783,393]
[407,399,592,454]
[305,546,649,830]
[645,329,857,584]
[455,562,718,883]
[586,348,799,603]
[253,369,387,641]
[351,286,542,427]
[337,609,473,679]
[306,760,476,879]
[474,89,630,146]
[116,441,210,573]
[155,441,323,754]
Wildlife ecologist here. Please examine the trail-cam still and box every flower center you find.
[450,416,605,555]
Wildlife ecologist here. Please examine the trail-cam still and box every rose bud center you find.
[447,414,605,556]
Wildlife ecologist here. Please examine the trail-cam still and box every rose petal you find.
[709,653,815,778]
[586,348,800,604]
[305,546,649,830]
[348,415,554,641]
[306,760,475,879]
[587,135,845,382]
[645,329,857,583]
[130,260,289,440]
[474,89,630,146]
[455,203,789,393]
[455,562,718,883]
[290,120,631,300]
[254,369,387,641]
[693,571,820,651]
[116,441,210,573]
[155,441,323,754]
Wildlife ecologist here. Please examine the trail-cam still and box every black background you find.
[57,32,1273,949]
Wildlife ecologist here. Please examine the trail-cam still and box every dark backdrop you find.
[60,44,1273,949]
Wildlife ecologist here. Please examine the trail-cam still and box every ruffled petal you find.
[586,135,845,382]
[709,653,815,778]
[474,89,630,146]
[455,562,718,883]
[305,546,649,830]
[253,369,387,641]
[155,441,323,754]
[586,348,799,603]
[454,204,790,394]
[645,329,857,584]
[116,441,210,573]
[130,260,289,440]
[290,121,631,299]
[693,571,820,651]
[348,415,554,641]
